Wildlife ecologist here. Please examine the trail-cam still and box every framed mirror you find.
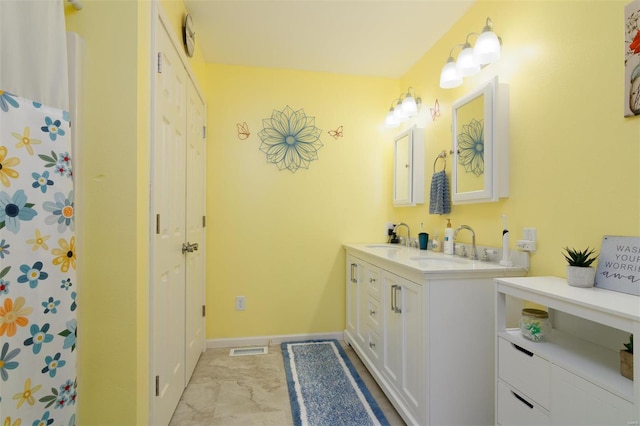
[451,77,508,204]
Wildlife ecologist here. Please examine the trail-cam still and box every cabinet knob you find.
[369,309,376,316]
[369,277,376,283]
[369,341,376,349]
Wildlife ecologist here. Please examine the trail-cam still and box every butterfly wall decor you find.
[236,122,250,140]
[328,125,343,140]
[430,99,441,122]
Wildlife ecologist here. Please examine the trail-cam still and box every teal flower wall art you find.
[457,118,485,177]
[258,106,323,173]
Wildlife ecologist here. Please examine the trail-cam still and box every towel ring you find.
[433,150,447,173]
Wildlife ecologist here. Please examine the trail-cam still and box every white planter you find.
[567,266,596,288]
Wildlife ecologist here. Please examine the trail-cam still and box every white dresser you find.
[495,276,640,425]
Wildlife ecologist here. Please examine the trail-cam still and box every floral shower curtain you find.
[0,92,77,425]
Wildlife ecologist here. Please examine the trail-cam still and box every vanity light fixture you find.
[439,17,501,89]
[384,88,422,128]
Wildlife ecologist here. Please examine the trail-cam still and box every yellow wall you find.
[397,0,639,278]
[205,64,398,337]
[64,0,206,424]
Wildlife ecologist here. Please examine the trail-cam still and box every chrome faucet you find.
[453,225,478,260]
[393,223,411,247]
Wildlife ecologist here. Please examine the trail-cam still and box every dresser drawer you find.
[366,267,381,298]
[365,328,381,364]
[497,380,550,426]
[366,297,381,332]
[498,337,551,408]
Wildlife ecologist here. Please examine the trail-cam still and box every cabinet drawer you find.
[497,381,550,426]
[366,267,381,298]
[365,328,381,364]
[551,365,635,425]
[366,297,381,332]
[498,337,550,408]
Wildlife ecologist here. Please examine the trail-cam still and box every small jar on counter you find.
[519,308,550,342]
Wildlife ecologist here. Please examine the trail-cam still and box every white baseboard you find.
[207,331,345,349]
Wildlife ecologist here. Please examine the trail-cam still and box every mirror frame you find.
[393,125,425,206]
[451,77,508,204]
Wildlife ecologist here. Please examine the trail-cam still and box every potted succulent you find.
[621,334,633,380]
[562,247,598,287]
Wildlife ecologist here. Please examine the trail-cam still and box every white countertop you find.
[344,243,528,277]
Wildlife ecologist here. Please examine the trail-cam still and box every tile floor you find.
[169,341,406,425]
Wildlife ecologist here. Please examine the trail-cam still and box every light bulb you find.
[473,30,501,65]
[385,110,399,128]
[456,44,480,77]
[401,95,418,117]
[439,59,462,89]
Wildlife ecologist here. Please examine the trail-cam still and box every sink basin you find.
[366,244,400,249]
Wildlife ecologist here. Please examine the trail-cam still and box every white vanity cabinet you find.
[345,245,527,425]
[495,277,640,426]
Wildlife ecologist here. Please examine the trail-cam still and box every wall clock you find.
[183,13,195,58]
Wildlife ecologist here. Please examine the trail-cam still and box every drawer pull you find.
[512,343,534,357]
[511,390,534,409]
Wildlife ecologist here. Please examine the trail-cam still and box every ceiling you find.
[182,0,476,78]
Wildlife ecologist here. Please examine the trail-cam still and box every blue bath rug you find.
[281,339,390,426]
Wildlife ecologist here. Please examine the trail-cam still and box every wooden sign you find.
[594,235,640,296]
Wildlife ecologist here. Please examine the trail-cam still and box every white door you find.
[152,15,206,425]
[184,79,206,381]
[153,18,187,426]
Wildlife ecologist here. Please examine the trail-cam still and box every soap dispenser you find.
[443,219,454,255]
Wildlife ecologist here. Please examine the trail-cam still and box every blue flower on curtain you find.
[42,352,66,377]
[0,279,9,295]
[0,343,20,381]
[457,118,485,177]
[0,91,19,112]
[0,189,38,233]
[34,411,54,426]
[24,323,54,354]
[258,106,323,173]
[42,297,61,314]
[32,171,54,193]
[17,262,48,289]
[0,239,10,258]
[59,319,76,351]
[40,117,65,142]
[43,191,74,232]
[55,152,72,178]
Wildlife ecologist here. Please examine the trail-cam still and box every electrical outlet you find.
[523,227,537,243]
[235,296,246,311]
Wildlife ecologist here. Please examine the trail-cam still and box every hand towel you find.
[429,170,451,214]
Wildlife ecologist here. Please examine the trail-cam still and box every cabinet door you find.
[382,272,403,387]
[382,272,423,420]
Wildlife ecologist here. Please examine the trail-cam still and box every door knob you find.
[181,242,199,254]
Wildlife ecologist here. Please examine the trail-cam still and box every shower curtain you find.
[0,1,77,425]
